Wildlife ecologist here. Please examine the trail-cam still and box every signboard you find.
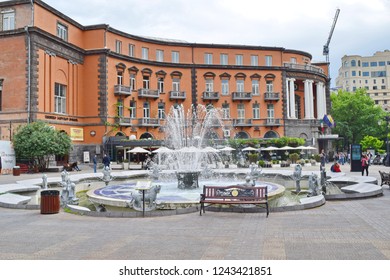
[70,127,84,141]
[0,141,16,175]
[83,151,90,163]
[350,144,362,172]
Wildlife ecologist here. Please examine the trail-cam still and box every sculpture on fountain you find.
[307,173,321,197]
[59,170,79,206]
[292,164,302,193]
[129,184,161,211]
[249,163,262,186]
[102,165,113,186]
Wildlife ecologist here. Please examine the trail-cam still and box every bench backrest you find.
[203,185,268,200]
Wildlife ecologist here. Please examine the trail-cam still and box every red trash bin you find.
[40,190,60,214]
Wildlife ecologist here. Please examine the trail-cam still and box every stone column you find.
[304,80,310,119]
[289,78,296,119]
[286,78,291,118]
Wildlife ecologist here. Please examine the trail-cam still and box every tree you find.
[12,121,72,171]
[360,135,384,153]
[330,88,383,148]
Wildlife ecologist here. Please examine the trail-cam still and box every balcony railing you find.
[117,117,132,126]
[264,92,280,101]
[114,85,132,96]
[283,63,325,75]
[169,91,186,99]
[137,118,160,127]
[138,88,160,98]
[233,118,253,126]
[202,91,220,100]
[232,92,252,101]
[264,118,281,126]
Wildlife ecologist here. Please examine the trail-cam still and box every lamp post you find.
[385,116,390,166]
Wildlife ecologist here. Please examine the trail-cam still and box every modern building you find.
[0,0,331,163]
[335,50,390,110]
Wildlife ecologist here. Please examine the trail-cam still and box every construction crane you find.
[323,8,340,63]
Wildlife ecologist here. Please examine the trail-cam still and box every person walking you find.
[320,149,326,170]
[103,154,110,168]
[93,155,98,173]
[361,154,369,176]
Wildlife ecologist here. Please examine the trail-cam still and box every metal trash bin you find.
[13,166,21,176]
[40,190,60,214]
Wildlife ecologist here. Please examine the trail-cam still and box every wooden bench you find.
[379,171,390,186]
[200,185,269,217]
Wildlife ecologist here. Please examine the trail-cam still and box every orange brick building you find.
[0,0,329,163]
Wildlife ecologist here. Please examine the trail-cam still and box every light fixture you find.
[90,130,96,137]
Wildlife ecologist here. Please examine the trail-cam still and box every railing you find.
[169,91,186,99]
[114,85,132,96]
[202,91,220,100]
[117,117,132,126]
[264,92,280,101]
[232,92,252,101]
[138,88,160,98]
[233,118,253,126]
[283,63,325,75]
[137,118,160,126]
[264,118,281,126]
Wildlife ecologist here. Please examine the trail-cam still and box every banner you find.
[0,141,16,175]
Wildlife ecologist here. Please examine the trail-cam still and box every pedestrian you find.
[361,153,369,176]
[320,149,326,169]
[103,154,110,168]
[0,155,2,175]
[93,154,97,173]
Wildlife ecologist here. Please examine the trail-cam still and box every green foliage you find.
[248,153,259,163]
[360,135,384,152]
[227,137,305,149]
[330,89,384,146]
[12,121,72,170]
[288,153,300,163]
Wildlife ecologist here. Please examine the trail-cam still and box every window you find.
[142,47,149,60]
[220,54,228,65]
[158,102,165,119]
[117,100,124,117]
[205,78,214,92]
[143,76,150,89]
[266,81,273,92]
[222,103,230,119]
[221,80,229,95]
[117,71,123,85]
[362,62,369,67]
[129,101,136,118]
[204,53,213,64]
[370,62,377,67]
[362,72,369,77]
[0,79,3,111]
[351,60,356,67]
[156,49,164,62]
[130,74,136,90]
[290,57,297,64]
[157,77,164,93]
[143,102,150,118]
[265,56,272,66]
[344,71,349,78]
[235,55,243,66]
[2,10,15,31]
[129,44,135,57]
[236,80,244,92]
[250,55,258,66]
[352,71,356,76]
[267,104,275,119]
[115,40,122,53]
[252,103,260,119]
[237,104,245,119]
[172,51,180,63]
[379,61,386,66]
[371,71,386,77]
[252,80,259,95]
[54,83,67,114]
[172,78,180,92]
[56,22,68,41]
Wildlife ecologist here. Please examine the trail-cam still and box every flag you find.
[323,114,335,128]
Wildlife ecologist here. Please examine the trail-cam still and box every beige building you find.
[336,50,390,110]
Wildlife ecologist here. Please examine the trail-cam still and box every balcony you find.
[137,118,160,127]
[116,117,132,127]
[114,85,132,97]
[169,91,186,100]
[233,118,253,127]
[138,88,160,98]
[264,92,280,101]
[283,62,325,75]
[202,91,220,101]
[232,92,252,101]
[264,118,282,127]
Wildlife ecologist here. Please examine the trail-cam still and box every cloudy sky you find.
[24,0,390,86]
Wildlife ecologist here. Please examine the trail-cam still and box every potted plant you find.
[122,158,129,170]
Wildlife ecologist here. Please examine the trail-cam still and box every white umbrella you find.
[202,146,220,153]
[242,147,258,151]
[153,146,173,153]
[219,146,236,151]
[127,147,151,154]
[296,146,316,150]
[261,146,279,151]
[278,146,296,150]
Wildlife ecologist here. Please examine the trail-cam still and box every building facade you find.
[336,50,390,110]
[0,0,330,162]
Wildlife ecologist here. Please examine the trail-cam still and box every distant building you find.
[0,0,331,163]
[336,50,390,110]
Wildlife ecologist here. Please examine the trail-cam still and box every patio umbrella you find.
[242,147,258,152]
[261,146,279,151]
[219,146,236,152]
[127,147,151,154]
[202,146,221,153]
[296,146,316,150]
[152,146,173,153]
[278,146,296,150]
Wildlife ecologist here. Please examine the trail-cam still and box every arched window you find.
[263,130,279,138]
